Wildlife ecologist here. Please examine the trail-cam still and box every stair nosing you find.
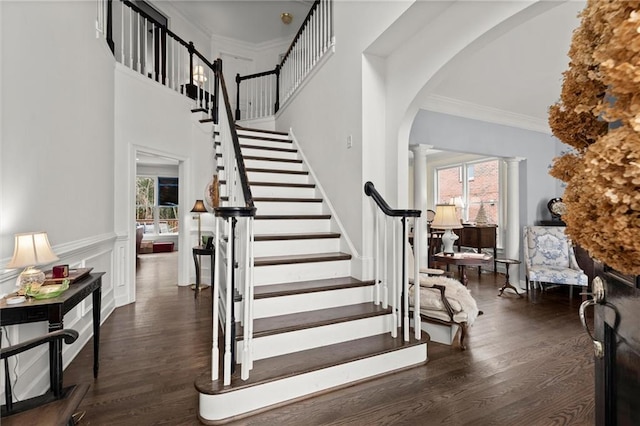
[241,144,297,153]
[253,276,374,299]
[244,155,302,164]
[238,134,293,144]
[250,182,315,188]
[247,168,308,175]
[253,197,322,203]
[254,232,340,241]
[236,125,289,136]
[254,252,351,267]
[255,214,331,220]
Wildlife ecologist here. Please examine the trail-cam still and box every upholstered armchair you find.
[408,249,480,350]
[523,226,588,297]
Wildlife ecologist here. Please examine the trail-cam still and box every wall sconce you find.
[430,204,463,254]
[193,65,207,86]
[281,12,293,25]
[190,199,208,244]
[6,232,59,294]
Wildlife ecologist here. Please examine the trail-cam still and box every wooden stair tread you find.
[250,181,315,188]
[246,168,308,175]
[195,333,426,394]
[191,107,207,113]
[238,134,292,143]
[254,252,351,266]
[254,232,340,241]
[243,155,302,164]
[244,303,391,338]
[254,276,373,298]
[255,214,331,220]
[236,125,289,136]
[253,197,322,202]
[199,118,213,123]
[240,144,297,153]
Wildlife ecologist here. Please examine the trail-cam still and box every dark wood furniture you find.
[496,258,522,297]
[1,329,89,425]
[192,246,214,297]
[0,273,103,392]
[455,225,497,273]
[433,252,493,287]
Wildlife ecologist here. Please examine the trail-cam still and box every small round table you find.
[496,258,522,297]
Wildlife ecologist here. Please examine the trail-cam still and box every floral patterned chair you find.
[523,225,588,297]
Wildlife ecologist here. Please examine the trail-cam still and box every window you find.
[136,176,179,234]
[435,158,502,246]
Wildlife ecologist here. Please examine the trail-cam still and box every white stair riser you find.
[198,344,427,422]
[254,201,324,216]
[253,238,340,257]
[254,219,331,234]
[238,138,293,150]
[247,171,309,184]
[254,259,350,286]
[238,315,394,360]
[250,285,373,318]
[244,159,304,172]
[251,185,317,198]
[241,147,298,160]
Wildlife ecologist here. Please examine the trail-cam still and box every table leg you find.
[93,284,102,377]
[460,265,469,287]
[193,251,201,298]
[498,264,522,297]
[47,307,63,398]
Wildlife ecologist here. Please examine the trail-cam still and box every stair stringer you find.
[288,129,369,281]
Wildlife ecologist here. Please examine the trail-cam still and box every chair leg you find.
[458,322,468,351]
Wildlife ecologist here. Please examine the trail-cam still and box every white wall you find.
[0,0,116,401]
[114,65,214,306]
[275,1,413,279]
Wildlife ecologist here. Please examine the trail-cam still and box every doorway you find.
[134,150,182,293]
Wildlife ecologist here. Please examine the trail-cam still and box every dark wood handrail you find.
[216,59,255,212]
[237,67,278,82]
[279,0,321,68]
[364,181,420,218]
[122,0,189,48]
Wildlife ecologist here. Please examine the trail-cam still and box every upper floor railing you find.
[235,0,334,120]
[364,181,422,342]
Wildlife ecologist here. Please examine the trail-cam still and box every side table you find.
[192,246,214,298]
[496,258,522,297]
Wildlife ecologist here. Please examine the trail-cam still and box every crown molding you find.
[423,94,552,135]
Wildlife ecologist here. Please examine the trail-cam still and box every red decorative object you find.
[52,264,69,279]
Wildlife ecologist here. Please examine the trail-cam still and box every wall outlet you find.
[346,135,353,149]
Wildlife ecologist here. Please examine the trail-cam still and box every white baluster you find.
[120,3,124,64]
[151,23,156,80]
[129,7,133,68]
[211,216,221,381]
[137,14,141,72]
[403,221,410,342]
[223,217,233,385]
[383,214,388,308]
[143,19,147,76]
[414,216,422,340]
[374,209,380,305]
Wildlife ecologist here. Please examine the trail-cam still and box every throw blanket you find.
[409,276,480,325]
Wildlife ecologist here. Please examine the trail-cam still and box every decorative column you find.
[410,144,432,267]
[505,157,524,289]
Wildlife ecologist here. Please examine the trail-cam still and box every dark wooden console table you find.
[0,273,103,394]
[455,225,497,273]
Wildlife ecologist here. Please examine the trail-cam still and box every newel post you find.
[274,65,281,113]
[188,42,195,88]
[235,74,241,120]
[213,59,221,124]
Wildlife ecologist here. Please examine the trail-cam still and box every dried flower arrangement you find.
[549,0,640,274]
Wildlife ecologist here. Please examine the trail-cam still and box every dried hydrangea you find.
[550,0,640,274]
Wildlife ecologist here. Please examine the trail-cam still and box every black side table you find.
[496,258,522,297]
[192,246,214,298]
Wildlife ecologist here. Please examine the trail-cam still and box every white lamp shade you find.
[6,232,59,269]
[431,204,462,230]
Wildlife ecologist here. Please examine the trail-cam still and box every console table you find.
[0,273,103,395]
[192,246,214,297]
[433,253,493,287]
[455,225,497,273]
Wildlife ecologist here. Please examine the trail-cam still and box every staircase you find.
[195,126,427,423]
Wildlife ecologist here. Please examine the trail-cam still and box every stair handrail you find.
[364,181,422,342]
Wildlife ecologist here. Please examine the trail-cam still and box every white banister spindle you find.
[129,7,133,68]
[151,23,156,80]
[413,216,422,340]
[383,213,388,308]
[223,217,233,386]
[403,221,409,342]
[211,216,221,380]
[137,15,141,72]
[374,209,380,305]
[390,217,397,337]
[120,3,124,64]
[143,19,147,75]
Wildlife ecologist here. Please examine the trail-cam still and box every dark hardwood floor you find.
[65,253,594,425]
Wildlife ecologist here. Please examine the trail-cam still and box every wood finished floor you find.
[64,252,595,425]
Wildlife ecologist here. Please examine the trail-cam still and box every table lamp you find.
[6,232,59,294]
[190,199,207,245]
[430,204,463,255]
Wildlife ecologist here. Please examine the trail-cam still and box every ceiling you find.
[163,0,315,44]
